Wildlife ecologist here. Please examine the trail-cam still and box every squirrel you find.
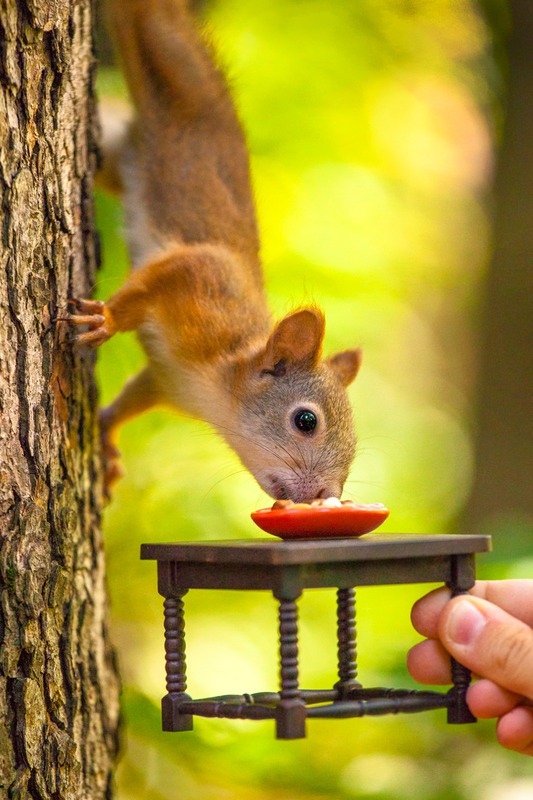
[68,0,363,503]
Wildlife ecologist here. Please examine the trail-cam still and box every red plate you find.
[250,503,389,539]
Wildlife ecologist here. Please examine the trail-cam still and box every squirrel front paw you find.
[62,298,116,347]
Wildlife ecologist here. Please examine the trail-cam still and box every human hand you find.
[407,580,533,755]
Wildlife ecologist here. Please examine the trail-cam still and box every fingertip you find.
[438,595,489,648]
[411,586,452,638]
[407,638,452,685]
[467,679,522,720]
[496,706,533,754]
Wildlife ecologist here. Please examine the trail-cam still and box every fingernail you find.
[445,599,488,646]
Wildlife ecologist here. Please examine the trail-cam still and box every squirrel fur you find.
[69,0,363,503]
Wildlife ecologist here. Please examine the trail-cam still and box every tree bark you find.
[0,2,120,798]
[462,0,533,544]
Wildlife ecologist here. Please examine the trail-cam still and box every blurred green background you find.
[94,0,533,797]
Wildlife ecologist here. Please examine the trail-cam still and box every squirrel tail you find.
[109,0,230,119]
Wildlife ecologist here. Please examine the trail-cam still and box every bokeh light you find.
[93,1,528,798]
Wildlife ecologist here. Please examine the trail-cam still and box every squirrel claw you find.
[68,298,105,314]
[67,298,115,348]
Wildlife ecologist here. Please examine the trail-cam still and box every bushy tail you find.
[110,0,229,119]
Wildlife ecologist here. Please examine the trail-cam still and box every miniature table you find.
[141,533,491,739]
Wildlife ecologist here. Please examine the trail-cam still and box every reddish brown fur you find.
[111,0,261,268]
[106,243,269,362]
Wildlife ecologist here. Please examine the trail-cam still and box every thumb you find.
[439,596,533,701]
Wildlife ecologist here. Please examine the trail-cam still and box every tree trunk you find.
[0,2,121,798]
[462,0,533,547]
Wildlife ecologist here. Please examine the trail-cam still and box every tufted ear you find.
[326,347,362,387]
[261,308,325,374]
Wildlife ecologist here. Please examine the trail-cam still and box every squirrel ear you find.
[326,348,362,387]
[262,308,325,372]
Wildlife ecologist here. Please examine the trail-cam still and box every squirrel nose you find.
[293,486,340,503]
[316,487,335,499]
[269,476,341,504]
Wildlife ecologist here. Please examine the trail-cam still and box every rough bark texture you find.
[0,2,121,798]
[462,0,533,543]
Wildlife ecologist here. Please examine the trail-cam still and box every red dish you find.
[251,503,389,539]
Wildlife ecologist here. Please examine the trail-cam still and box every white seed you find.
[321,497,342,508]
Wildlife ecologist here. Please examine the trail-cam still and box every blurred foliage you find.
[93,1,533,798]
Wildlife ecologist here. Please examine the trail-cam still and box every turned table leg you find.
[334,587,361,698]
[274,593,307,739]
[161,592,193,731]
[447,555,477,724]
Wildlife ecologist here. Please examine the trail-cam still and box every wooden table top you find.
[141,533,492,566]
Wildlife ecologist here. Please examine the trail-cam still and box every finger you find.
[467,679,524,720]
[406,638,452,685]
[497,706,533,756]
[407,643,526,719]
[411,587,451,638]
[473,580,533,629]
[412,581,533,640]
[438,596,533,701]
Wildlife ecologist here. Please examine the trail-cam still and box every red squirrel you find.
[69,0,362,502]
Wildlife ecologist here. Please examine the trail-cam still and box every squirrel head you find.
[225,308,362,503]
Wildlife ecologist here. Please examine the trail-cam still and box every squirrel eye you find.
[292,408,318,434]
